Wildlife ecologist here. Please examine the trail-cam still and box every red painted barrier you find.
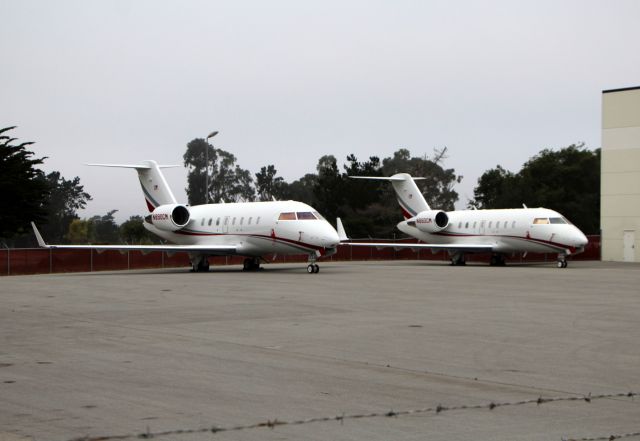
[0,235,600,276]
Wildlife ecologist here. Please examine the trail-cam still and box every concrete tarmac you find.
[1,260,639,441]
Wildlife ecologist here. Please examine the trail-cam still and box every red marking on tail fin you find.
[145,199,155,212]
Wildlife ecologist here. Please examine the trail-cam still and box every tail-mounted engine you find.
[414,210,449,233]
[148,204,191,232]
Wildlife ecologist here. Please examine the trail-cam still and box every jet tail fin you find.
[349,173,430,219]
[87,161,180,212]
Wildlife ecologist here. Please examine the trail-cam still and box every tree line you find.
[1,126,601,247]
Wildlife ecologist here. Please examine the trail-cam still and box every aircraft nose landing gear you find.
[307,264,319,274]
[307,252,320,274]
[557,254,568,268]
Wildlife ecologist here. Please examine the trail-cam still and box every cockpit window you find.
[313,211,326,221]
[278,212,296,221]
[297,212,317,220]
[549,217,567,224]
[533,218,550,224]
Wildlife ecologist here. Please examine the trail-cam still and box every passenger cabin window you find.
[297,212,317,220]
[257,216,261,224]
[465,222,469,229]
[511,221,516,228]
[201,218,204,226]
[549,217,567,224]
[208,218,212,226]
[278,212,296,221]
[458,222,462,229]
[503,221,508,229]
[488,221,492,228]
[232,217,236,225]
[240,217,244,225]
[248,217,252,225]
[473,221,477,229]
[224,217,229,225]
[533,218,550,225]
[216,218,220,226]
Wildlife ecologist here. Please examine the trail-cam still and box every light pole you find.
[205,131,218,204]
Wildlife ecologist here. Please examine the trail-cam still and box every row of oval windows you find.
[455,217,568,230]
[200,216,262,227]
[457,220,517,229]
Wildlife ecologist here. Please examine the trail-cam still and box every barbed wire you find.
[66,391,638,441]
[563,431,640,441]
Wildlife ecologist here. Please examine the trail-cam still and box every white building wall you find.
[601,87,640,262]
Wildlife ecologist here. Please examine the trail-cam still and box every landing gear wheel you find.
[307,264,315,274]
[313,264,319,273]
[490,254,506,266]
[557,260,568,268]
[194,259,209,272]
[243,258,261,271]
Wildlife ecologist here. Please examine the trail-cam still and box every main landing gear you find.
[243,257,261,271]
[489,253,507,266]
[450,252,466,266]
[190,256,210,272]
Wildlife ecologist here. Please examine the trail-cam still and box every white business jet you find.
[32,160,340,273]
[340,173,589,268]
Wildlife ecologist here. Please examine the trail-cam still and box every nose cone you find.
[568,226,588,250]
[576,230,589,247]
[322,224,341,248]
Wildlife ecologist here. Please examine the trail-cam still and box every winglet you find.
[336,218,349,242]
[31,222,49,248]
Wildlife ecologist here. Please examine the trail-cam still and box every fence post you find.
[161,252,164,269]
[90,249,93,272]
[49,248,53,273]
[6,249,9,276]
[127,251,130,270]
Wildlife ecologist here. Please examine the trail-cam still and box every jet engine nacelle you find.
[414,210,449,233]
[150,204,191,232]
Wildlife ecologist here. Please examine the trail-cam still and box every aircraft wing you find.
[31,223,236,254]
[342,241,493,252]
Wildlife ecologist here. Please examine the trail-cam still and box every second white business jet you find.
[340,173,589,268]
[32,160,340,273]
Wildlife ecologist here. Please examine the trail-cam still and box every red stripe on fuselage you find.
[432,231,577,252]
[173,230,326,253]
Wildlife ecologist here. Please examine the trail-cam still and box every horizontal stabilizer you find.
[349,176,426,181]
[86,163,180,169]
[351,173,430,218]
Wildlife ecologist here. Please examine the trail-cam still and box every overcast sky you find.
[2,0,639,222]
